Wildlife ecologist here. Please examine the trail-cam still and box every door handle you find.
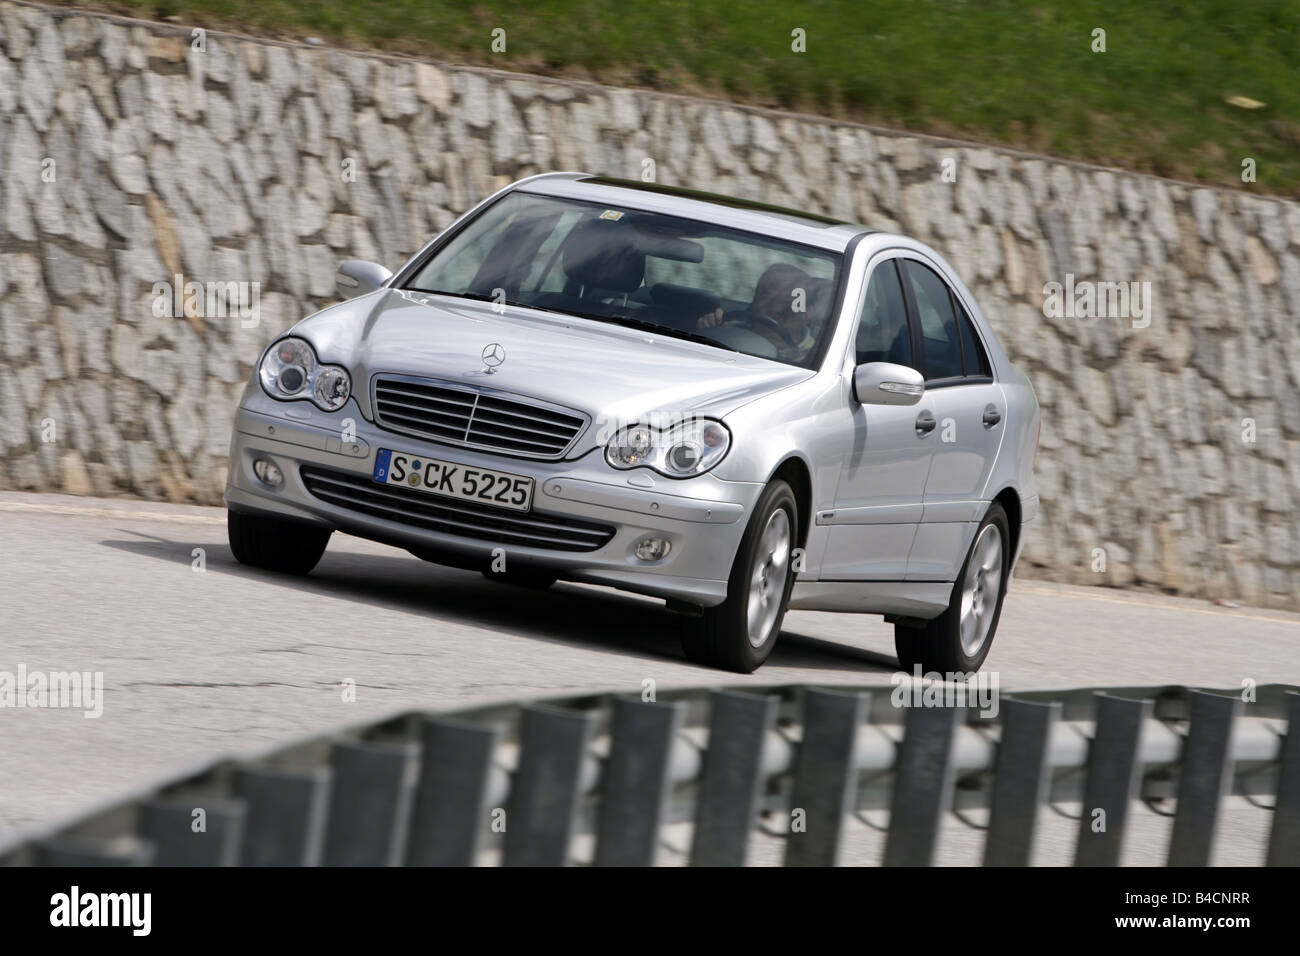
[982,404,1002,427]
[915,409,936,436]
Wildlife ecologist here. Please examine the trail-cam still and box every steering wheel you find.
[724,310,798,348]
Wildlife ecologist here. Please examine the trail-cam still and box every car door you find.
[818,256,933,580]
[898,257,1005,582]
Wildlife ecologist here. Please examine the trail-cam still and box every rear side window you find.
[855,260,913,369]
[902,260,963,381]
[955,298,992,377]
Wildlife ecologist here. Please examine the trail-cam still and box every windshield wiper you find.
[588,315,740,352]
[410,289,520,307]
[409,289,740,353]
[411,289,600,321]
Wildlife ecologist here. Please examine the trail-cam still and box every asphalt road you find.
[2,490,1298,863]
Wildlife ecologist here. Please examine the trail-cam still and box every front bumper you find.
[224,391,762,606]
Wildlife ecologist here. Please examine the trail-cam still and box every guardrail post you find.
[233,766,331,866]
[1074,694,1152,866]
[1266,691,1300,866]
[503,705,594,867]
[690,689,778,867]
[984,697,1060,866]
[883,703,962,866]
[1168,690,1239,866]
[139,796,246,866]
[406,716,501,866]
[785,688,867,867]
[594,697,685,866]
[322,740,419,866]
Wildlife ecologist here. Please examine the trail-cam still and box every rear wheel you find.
[228,510,331,575]
[894,503,1009,674]
[681,480,798,673]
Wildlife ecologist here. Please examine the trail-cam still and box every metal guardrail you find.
[3,683,1298,866]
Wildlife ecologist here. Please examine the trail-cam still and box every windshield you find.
[406,192,844,369]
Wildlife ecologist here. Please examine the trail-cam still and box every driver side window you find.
[855,260,913,369]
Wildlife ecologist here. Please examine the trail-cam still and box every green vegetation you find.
[83,0,1300,195]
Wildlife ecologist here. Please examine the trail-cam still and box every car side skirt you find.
[788,580,952,618]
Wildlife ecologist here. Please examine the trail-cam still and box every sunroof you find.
[579,176,851,227]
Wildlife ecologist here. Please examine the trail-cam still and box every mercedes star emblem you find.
[481,342,506,374]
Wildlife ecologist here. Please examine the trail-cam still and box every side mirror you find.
[336,260,393,298]
[853,361,925,406]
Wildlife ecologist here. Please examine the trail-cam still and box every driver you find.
[696,263,816,360]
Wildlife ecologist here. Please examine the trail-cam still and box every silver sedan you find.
[225,173,1040,674]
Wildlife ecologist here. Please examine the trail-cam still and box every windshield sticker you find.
[599,209,625,221]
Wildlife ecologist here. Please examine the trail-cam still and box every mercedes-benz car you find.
[225,173,1040,674]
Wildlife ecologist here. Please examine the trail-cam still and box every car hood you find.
[292,289,812,455]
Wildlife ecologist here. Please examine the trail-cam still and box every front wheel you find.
[681,479,798,673]
[894,503,1009,674]
[228,510,331,575]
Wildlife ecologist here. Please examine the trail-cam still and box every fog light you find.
[635,537,671,561]
[253,458,283,487]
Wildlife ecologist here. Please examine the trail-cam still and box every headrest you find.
[561,219,645,293]
[805,276,835,312]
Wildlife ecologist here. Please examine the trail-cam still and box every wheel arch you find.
[991,485,1021,567]
[768,455,814,551]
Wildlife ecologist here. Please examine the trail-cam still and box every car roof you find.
[516,172,876,252]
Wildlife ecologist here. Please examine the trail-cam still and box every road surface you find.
[2,491,1297,863]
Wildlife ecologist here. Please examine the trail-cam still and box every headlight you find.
[605,419,731,478]
[259,337,351,411]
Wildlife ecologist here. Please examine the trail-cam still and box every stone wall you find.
[1,1,1297,608]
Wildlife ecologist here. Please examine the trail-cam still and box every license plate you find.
[373,449,534,513]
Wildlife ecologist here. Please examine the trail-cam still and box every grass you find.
[63,0,1300,196]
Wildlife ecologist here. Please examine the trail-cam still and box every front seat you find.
[532,219,645,313]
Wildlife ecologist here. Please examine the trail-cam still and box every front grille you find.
[372,376,587,460]
[300,467,616,553]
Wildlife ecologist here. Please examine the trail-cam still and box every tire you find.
[681,479,798,673]
[228,509,331,575]
[481,567,557,590]
[894,503,1009,675]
